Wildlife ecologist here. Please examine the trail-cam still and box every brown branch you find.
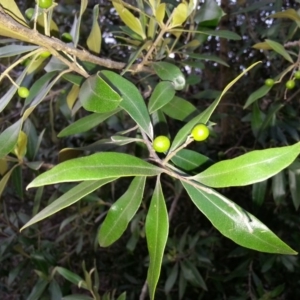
[0,6,151,74]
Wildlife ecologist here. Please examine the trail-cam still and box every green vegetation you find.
[1,0,300,299]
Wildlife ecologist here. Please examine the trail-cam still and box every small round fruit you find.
[18,87,30,98]
[153,136,170,153]
[286,80,296,90]
[294,71,300,80]
[37,0,53,9]
[61,32,73,43]
[25,8,34,19]
[40,51,51,58]
[265,78,274,87]
[191,124,209,142]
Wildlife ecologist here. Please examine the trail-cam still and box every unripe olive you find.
[191,124,209,142]
[18,87,30,98]
[153,136,170,153]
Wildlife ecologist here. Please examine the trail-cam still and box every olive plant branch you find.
[0,6,152,74]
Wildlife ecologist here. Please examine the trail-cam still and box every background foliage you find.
[1,0,300,299]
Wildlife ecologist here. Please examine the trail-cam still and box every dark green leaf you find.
[152,62,186,90]
[244,85,272,108]
[58,109,120,137]
[99,176,146,247]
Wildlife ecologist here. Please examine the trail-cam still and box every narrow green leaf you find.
[62,295,93,300]
[86,5,102,54]
[55,267,88,289]
[198,28,241,40]
[187,53,229,67]
[152,62,186,91]
[193,143,300,188]
[288,160,300,210]
[269,9,300,22]
[99,176,146,247]
[265,39,294,63]
[21,179,115,231]
[164,263,178,294]
[58,109,120,137]
[116,292,127,300]
[182,181,297,254]
[26,279,48,300]
[180,260,207,290]
[244,85,272,108]
[102,70,153,139]
[27,153,162,188]
[148,81,175,114]
[146,177,169,300]
[0,45,39,57]
[79,72,122,113]
[272,171,286,205]
[252,180,268,206]
[0,119,23,159]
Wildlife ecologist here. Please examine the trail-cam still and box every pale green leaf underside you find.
[193,142,300,188]
[182,182,297,254]
[27,153,162,188]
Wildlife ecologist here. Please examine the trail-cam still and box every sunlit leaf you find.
[113,2,146,39]
[27,153,162,188]
[269,9,300,22]
[171,3,188,28]
[182,181,297,254]
[193,143,300,188]
[99,176,146,247]
[86,5,102,54]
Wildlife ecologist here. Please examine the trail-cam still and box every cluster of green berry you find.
[153,124,209,153]
[265,70,300,90]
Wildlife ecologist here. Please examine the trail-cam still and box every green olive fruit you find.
[25,8,35,19]
[153,136,171,153]
[294,71,300,80]
[40,51,51,58]
[191,124,209,142]
[37,0,53,9]
[61,32,73,43]
[18,87,30,98]
[286,80,296,90]
[265,78,274,87]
